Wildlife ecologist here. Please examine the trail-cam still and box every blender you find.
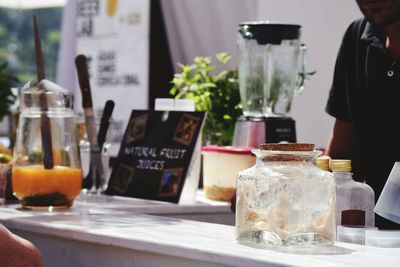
[233,22,307,147]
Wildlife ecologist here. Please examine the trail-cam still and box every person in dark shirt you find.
[326,0,400,229]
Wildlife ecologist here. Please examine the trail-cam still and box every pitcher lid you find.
[20,80,73,109]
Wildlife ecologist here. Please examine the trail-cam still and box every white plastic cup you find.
[374,162,400,224]
[201,146,255,201]
[337,225,378,245]
[365,229,400,248]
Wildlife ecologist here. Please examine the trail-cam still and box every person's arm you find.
[326,119,364,180]
[326,119,358,158]
[0,224,43,267]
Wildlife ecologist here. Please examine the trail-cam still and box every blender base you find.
[233,116,296,147]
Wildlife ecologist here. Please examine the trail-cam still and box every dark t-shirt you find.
[326,18,400,229]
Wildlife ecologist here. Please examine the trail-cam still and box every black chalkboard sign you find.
[105,110,205,203]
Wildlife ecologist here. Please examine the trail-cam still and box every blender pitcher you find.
[238,22,307,117]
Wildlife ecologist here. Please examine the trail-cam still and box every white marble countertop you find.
[0,195,399,267]
[72,191,232,214]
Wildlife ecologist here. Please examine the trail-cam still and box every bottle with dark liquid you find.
[333,159,375,226]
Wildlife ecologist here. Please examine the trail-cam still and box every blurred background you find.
[0,0,362,148]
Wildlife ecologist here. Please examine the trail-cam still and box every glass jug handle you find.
[295,44,315,95]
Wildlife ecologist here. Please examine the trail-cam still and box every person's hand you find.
[0,224,43,267]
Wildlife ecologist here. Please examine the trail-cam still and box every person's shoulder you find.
[349,18,367,28]
[339,18,368,46]
[346,18,368,37]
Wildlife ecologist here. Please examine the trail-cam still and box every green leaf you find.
[198,83,216,90]
[216,52,231,64]
[223,114,232,120]
[215,70,228,81]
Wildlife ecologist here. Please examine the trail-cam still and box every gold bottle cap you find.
[317,156,330,171]
[331,159,352,172]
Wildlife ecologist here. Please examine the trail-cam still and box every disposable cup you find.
[201,146,255,201]
[374,162,400,224]
[365,229,400,248]
[337,225,377,245]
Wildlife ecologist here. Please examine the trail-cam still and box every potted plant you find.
[0,63,18,152]
[170,53,241,145]
[0,62,18,123]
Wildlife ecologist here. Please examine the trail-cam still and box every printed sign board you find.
[106,110,205,203]
[76,0,150,143]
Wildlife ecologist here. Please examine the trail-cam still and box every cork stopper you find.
[259,143,315,151]
[331,159,352,172]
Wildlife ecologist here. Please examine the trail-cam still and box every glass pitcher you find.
[238,22,307,117]
[12,80,82,209]
[236,143,335,248]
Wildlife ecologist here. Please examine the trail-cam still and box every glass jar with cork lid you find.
[236,143,336,248]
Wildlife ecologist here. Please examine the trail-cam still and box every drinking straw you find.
[33,15,53,169]
[97,100,115,149]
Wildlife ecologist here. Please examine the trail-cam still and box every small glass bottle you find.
[332,159,375,226]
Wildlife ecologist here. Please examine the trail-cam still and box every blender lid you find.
[238,21,301,44]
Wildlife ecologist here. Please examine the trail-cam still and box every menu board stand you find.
[178,133,201,204]
[106,110,206,204]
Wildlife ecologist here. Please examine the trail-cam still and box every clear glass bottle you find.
[236,143,336,248]
[332,159,375,226]
[77,119,91,191]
